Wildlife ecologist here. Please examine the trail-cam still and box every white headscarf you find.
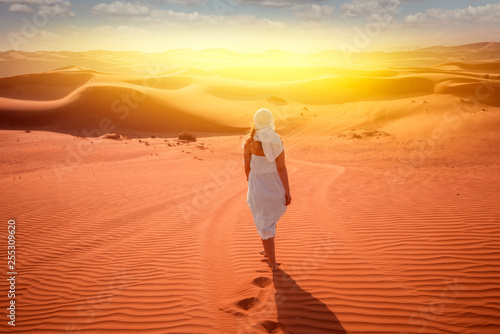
[252,108,284,162]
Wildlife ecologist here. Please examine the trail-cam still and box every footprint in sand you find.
[237,297,259,311]
[218,276,272,316]
[252,276,271,288]
[262,320,285,333]
[218,276,288,333]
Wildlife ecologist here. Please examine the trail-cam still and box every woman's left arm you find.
[244,141,252,181]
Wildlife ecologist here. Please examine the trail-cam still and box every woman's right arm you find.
[275,149,292,206]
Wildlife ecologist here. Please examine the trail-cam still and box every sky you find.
[0,0,499,53]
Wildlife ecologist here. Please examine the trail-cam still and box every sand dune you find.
[1,47,500,136]
[1,43,500,77]
[417,42,500,53]
[0,71,93,101]
[433,62,500,73]
[1,45,499,333]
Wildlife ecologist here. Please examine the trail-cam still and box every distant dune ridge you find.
[0,43,499,136]
[416,41,500,53]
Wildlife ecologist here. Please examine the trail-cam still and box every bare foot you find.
[271,263,279,272]
[258,249,267,258]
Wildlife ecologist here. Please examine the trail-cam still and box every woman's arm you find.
[275,149,292,206]
[244,141,252,181]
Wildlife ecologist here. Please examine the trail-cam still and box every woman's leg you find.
[261,237,279,271]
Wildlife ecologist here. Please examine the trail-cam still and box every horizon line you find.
[1,41,500,55]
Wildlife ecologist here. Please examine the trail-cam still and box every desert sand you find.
[1,43,500,333]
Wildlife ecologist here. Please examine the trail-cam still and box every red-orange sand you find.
[1,45,500,333]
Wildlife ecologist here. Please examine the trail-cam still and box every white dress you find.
[246,153,287,240]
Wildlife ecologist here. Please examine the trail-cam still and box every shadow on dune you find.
[272,269,346,334]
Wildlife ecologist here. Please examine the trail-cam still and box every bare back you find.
[249,137,265,156]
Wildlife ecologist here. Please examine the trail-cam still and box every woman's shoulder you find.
[243,135,253,148]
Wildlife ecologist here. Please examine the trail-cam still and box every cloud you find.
[292,4,334,20]
[340,0,422,18]
[155,0,208,6]
[148,9,220,24]
[38,29,57,39]
[1,0,75,17]
[341,0,401,18]
[94,25,149,35]
[403,3,500,26]
[90,1,285,28]
[91,1,151,17]
[39,1,75,17]
[9,3,34,12]
[0,0,61,4]
[0,0,63,6]
[238,0,324,8]
[145,9,285,28]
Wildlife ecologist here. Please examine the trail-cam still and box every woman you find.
[243,108,292,272]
